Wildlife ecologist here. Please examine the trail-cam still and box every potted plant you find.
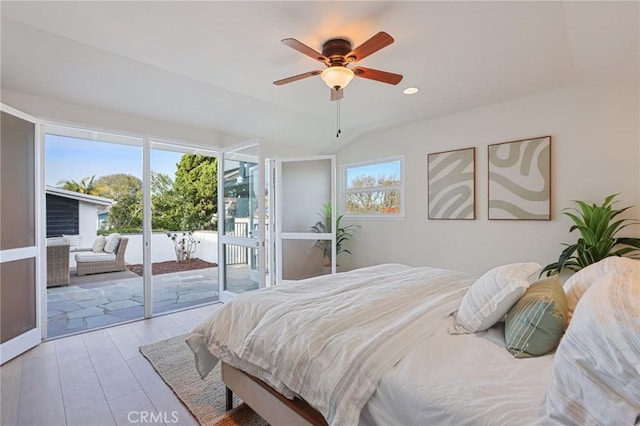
[310,202,360,273]
[541,193,640,276]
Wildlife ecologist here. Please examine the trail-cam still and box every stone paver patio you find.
[47,268,217,338]
[47,264,260,338]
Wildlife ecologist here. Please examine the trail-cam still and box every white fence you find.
[123,231,218,265]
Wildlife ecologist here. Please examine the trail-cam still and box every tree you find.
[346,174,400,214]
[94,174,142,200]
[94,174,143,232]
[58,175,103,195]
[151,172,181,231]
[173,155,218,230]
[57,155,218,233]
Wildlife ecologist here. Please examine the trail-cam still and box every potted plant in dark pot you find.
[310,202,360,274]
[541,193,640,276]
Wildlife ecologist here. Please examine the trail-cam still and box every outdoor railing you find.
[225,222,249,265]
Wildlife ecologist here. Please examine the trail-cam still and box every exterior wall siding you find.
[45,194,78,238]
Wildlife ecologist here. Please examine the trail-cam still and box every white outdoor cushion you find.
[92,235,106,253]
[75,252,117,263]
[563,256,639,322]
[103,233,121,254]
[63,234,82,250]
[449,262,542,334]
[46,237,68,247]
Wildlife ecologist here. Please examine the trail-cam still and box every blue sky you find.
[345,159,401,187]
[45,134,184,186]
[46,134,400,188]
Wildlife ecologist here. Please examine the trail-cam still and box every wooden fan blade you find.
[273,70,321,85]
[330,88,344,101]
[345,32,394,63]
[353,66,403,85]
[281,38,329,63]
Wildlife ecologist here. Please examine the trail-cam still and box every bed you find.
[186,261,640,426]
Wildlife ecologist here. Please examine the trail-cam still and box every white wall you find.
[77,201,99,247]
[336,80,640,277]
[123,231,218,265]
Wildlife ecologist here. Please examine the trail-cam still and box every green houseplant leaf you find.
[542,193,640,276]
[310,202,360,266]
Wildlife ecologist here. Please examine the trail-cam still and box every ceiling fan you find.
[273,31,403,101]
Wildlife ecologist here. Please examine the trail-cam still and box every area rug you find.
[139,334,268,426]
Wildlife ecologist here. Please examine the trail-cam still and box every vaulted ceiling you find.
[1,1,638,153]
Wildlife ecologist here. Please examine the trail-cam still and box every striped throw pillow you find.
[505,275,567,358]
[103,233,121,254]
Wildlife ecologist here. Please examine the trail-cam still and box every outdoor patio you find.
[47,264,257,338]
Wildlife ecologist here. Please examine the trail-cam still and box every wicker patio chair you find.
[76,237,129,276]
[47,242,70,287]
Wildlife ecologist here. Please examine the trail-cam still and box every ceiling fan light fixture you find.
[321,66,354,90]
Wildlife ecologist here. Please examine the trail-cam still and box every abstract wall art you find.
[427,147,475,220]
[488,136,551,220]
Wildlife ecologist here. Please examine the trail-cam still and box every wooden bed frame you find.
[221,362,328,426]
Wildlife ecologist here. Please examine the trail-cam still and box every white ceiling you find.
[1,1,638,153]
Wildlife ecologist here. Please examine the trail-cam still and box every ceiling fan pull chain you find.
[336,97,341,138]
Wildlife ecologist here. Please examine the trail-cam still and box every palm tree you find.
[57,175,103,196]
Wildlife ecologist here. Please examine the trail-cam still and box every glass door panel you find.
[1,107,40,364]
[281,239,330,280]
[150,144,219,315]
[223,244,259,293]
[43,128,144,338]
[219,142,265,301]
[275,156,336,282]
[222,149,259,239]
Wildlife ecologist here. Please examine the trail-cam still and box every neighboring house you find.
[45,185,113,248]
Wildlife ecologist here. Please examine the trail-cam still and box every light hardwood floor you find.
[1,303,222,426]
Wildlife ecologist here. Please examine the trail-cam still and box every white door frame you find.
[274,155,336,283]
[218,140,266,302]
[0,104,43,364]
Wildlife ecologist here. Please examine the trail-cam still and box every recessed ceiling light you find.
[403,87,419,95]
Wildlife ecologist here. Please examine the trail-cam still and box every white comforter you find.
[361,321,553,425]
[186,264,472,426]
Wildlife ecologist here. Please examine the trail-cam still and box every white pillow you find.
[92,235,106,253]
[449,262,542,334]
[563,256,639,321]
[542,269,640,424]
[103,233,121,254]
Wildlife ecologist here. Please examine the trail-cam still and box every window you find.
[342,157,404,218]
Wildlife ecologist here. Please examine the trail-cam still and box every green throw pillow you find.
[505,276,568,358]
